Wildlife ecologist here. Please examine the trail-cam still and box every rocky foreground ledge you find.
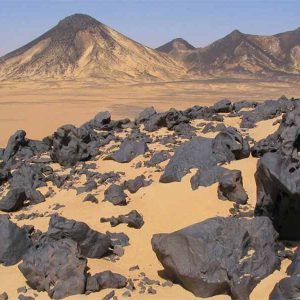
[0,96,300,299]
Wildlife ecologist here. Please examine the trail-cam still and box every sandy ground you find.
[1,78,300,146]
[0,109,291,299]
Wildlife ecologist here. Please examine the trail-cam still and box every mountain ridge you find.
[1,14,300,81]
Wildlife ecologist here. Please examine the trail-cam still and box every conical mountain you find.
[0,14,185,81]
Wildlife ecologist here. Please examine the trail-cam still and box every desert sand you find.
[1,78,300,146]
[0,96,292,299]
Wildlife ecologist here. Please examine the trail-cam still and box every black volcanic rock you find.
[190,166,228,189]
[160,127,249,183]
[211,99,233,113]
[218,170,248,205]
[19,236,86,299]
[0,215,32,266]
[152,216,280,300]
[269,276,300,300]
[240,99,293,128]
[86,271,127,293]
[0,187,27,212]
[124,175,152,193]
[104,184,127,206]
[50,125,95,167]
[47,215,111,258]
[253,103,300,240]
[145,151,171,167]
[105,139,148,163]
[100,210,144,229]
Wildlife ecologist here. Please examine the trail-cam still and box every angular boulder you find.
[19,236,87,299]
[152,217,280,300]
[47,215,111,258]
[50,125,94,167]
[0,215,32,266]
[104,184,127,206]
[105,139,148,163]
[160,127,249,183]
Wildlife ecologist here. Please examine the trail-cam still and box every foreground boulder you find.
[0,215,32,266]
[152,217,280,300]
[218,170,248,205]
[160,127,250,183]
[47,215,111,258]
[19,236,87,299]
[270,246,300,300]
[254,152,300,240]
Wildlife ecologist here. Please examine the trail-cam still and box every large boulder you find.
[251,101,300,157]
[105,139,148,163]
[152,217,280,300]
[211,99,233,113]
[190,166,228,190]
[240,98,293,128]
[0,215,32,266]
[47,215,111,258]
[2,130,49,165]
[254,152,300,240]
[160,127,250,184]
[19,236,87,299]
[50,125,95,166]
[0,187,27,212]
[269,247,300,299]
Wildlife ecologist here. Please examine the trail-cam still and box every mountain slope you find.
[157,28,300,76]
[0,14,185,82]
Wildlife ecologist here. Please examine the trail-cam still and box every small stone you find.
[162,280,173,287]
[122,290,131,297]
[17,287,27,294]
[18,295,34,300]
[129,265,139,271]
[0,292,8,300]
[83,194,98,203]
[147,287,157,294]
[126,279,135,291]
[103,290,115,300]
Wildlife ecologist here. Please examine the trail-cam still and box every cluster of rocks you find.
[0,214,130,299]
[1,96,300,299]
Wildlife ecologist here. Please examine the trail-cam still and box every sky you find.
[0,0,300,56]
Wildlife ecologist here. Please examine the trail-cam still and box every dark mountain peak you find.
[227,29,244,39]
[156,38,195,53]
[56,14,102,31]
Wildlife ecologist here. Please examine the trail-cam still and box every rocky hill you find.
[0,14,184,82]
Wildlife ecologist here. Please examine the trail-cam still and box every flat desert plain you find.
[1,77,299,146]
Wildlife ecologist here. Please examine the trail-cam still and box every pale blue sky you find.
[0,0,299,56]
